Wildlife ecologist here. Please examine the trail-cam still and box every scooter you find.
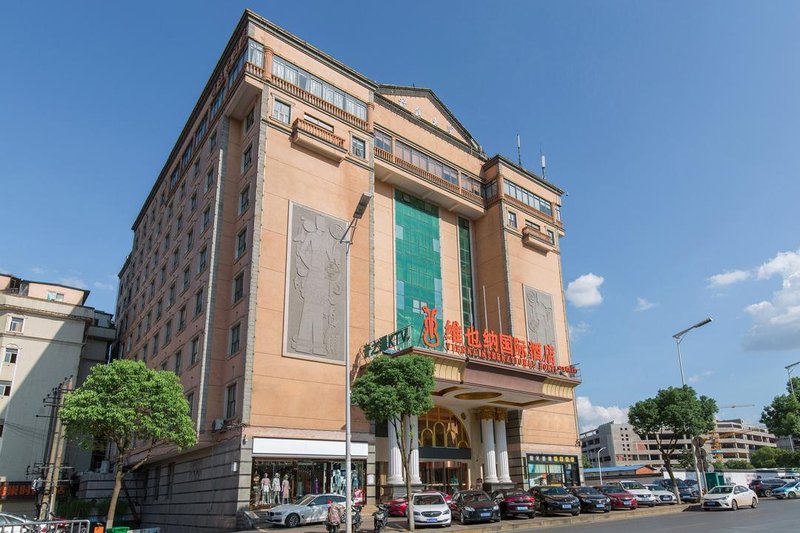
[326,505,362,533]
[373,503,389,533]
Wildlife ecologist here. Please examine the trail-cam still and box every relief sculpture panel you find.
[524,286,557,354]
[284,203,348,362]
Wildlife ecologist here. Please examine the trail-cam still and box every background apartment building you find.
[0,274,114,512]
[581,420,777,468]
[114,10,581,531]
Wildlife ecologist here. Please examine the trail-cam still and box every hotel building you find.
[0,274,114,512]
[114,10,581,531]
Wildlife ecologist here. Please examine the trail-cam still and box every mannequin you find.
[351,469,359,490]
[282,474,290,504]
[272,473,281,504]
[261,474,271,504]
[312,477,320,494]
[332,468,341,495]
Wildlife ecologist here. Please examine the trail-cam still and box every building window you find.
[145,312,152,332]
[156,299,163,319]
[168,283,175,307]
[0,382,11,397]
[351,137,366,159]
[209,131,217,152]
[245,106,255,130]
[187,230,194,253]
[174,350,182,376]
[194,287,204,315]
[242,144,253,172]
[7,317,24,333]
[205,169,214,193]
[190,335,200,365]
[193,160,200,181]
[152,332,159,357]
[160,360,167,371]
[46,291,65,302]
[172,248,179,271]
[374,130,392,153]
[225,382,237,419]
[186,392,194,419]
[236,228,247,258]
[3,348,18,364]
[525,220,541,231]
[177,215,183,232]
[182,267,190,291]
[229,323,241,355]
[546,229,556,244]
[233,272,244,303]
[239,186,250,214]
[178,306,186,331]
[164,320,172,344]
[272,99,291,125]
[304,114,334,132]
[507,210,517,228]
[159,266,166,285]
[504,181,553,217]
[198,247,208,273]
[457,218,476,328]
[190,193,197,213]
[202,207,211,231]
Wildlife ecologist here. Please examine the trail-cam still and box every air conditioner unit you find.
[212,418,225,431]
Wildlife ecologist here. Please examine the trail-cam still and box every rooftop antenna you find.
[540,146,547,180]
[516,133,522,166]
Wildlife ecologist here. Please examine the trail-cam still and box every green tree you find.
[61,360,196,528]
[725,460,753,470]
[581,454,592,468]
[711,460,726,471]
[677,447,696,470]
[351,355,435,531]
[760,378,800,440]
[628,386,717,502]
[750,446,793,468]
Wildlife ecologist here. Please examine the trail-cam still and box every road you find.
[528,499,798,532]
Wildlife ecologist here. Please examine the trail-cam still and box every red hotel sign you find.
[421,306,578,377]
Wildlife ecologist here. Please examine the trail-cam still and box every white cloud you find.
[93,281,116,291]
[576,396,629,432]
[743,249,800,351]
[707,270,750,288]
[634,297,657,312]
[569,321,591,342]
[687,370,714,384]
[30,266,46,275]
[566,273,604,308]
[58,276,88,290]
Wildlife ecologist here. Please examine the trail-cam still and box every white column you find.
[409,415,421,485]
[387,418,403,485]
[480,408,499,483]
[494,410,512,483]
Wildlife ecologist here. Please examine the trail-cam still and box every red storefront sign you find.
[0,481,66,499]
[421,307,578,377]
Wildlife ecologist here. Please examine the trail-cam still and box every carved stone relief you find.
[524,286,557,354]
[285,204,347,362]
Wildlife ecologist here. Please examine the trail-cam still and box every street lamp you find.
[595,447,606,485]
[341,192,372,533]
[671,317,712,496]
[784,361,799,451]
[672,317,712,387]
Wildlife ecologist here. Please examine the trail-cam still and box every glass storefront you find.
[526,454,579,487]
[420,461,469,494]
[250,459,366,508]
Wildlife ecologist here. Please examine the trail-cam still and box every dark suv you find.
[749,478,787,497]
[652,478,699,503]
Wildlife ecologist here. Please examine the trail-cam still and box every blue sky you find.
[3,1,800,430]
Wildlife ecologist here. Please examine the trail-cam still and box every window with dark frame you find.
[239,186,250,214]
[194,287,204,315]
[229,323,241,355]
[225,382,237,419]
[190,335,200,365]
[245,106,255,130]
[233,272,244,303]
[236,228,247,258]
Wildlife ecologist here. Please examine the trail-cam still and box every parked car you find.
[701,485,758,511]
[411,492,451,527]
[449,490,500,524]
[645,484,677,505]
[651,478,700,503]
[0,513,30,533]
[608,480,656,507]
[596,485,638,510]
[528,486,580,516]
[388,492,452,517]
[772,479,800,500]
[748,477,788,497]
[569,486,611,513]
[490,489,536,519]
[265,493,345,527]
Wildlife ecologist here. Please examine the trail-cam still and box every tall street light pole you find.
[785,361,799,451]
[595,447,606,485]
[672,317,712,495]
[341,193,372,533]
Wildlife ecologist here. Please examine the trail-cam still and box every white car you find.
[645,484,677,505]
[612,480,657,507]
[411,491,451,527]
[702,485,758,511]
[265,493,345,527]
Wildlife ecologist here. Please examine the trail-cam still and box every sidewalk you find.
[236,503,701,533]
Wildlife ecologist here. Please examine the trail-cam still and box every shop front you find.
[526,454,580,487]
[250,437,368,508]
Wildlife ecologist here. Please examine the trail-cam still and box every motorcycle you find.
[373,503,389,533]
[325,504,362,533]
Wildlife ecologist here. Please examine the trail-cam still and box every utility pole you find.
[39,376,73,521]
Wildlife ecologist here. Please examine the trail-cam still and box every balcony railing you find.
[374,147,484,205]
[504,193,561,227]
[271,76,369,131]
[293,119,346,149]
[245,62,265,79]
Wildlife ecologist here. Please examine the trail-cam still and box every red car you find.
[596,485,638,510]
[491,489,536,518]
[388,492,452,516]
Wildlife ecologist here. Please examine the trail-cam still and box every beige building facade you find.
[114,10,581,531]
[0,274,114,511]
